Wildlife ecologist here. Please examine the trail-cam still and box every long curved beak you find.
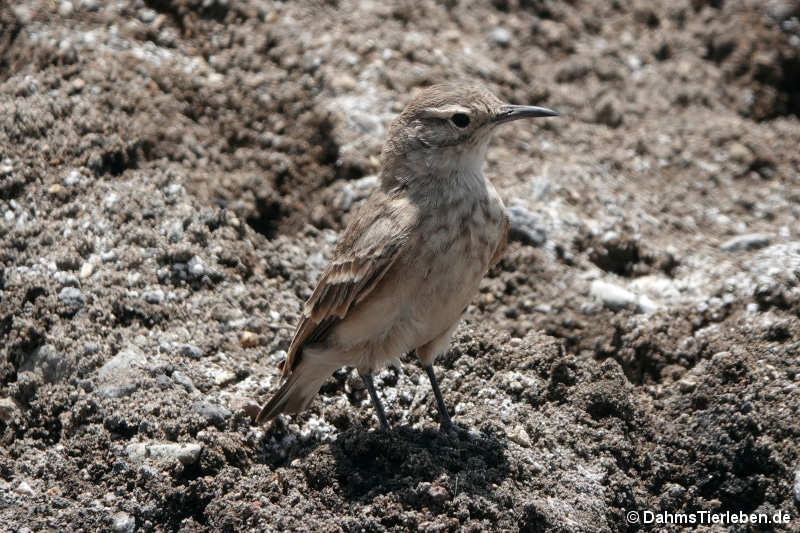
[492,104,559,125]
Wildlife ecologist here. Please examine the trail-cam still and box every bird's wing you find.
[280,192,416,379]
[489,213,510,268]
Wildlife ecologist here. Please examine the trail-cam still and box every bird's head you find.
[381,84,558,177]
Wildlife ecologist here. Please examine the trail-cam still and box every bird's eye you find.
[451,113,470,128]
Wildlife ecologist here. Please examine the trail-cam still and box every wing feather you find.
[489,214,510,268]
[280,194,414,379]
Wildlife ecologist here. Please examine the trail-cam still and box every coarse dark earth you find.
[1,1,799,532]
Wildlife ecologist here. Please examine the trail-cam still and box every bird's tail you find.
[256,359,334,424]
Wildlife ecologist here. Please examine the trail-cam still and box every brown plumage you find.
[257,83,558,430]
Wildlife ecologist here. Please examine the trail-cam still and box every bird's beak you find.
[492,104,559,125]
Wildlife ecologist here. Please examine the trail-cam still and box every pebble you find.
[720,233,772,252]
[58,287,84,310]
[794,470,800,504]
[101,250,117,263]
[139,8,157,23]
[507,206,547,246]
[58,1,73,16]
[126,441,202,465]
[167,221,183,243]
[79,262,94,279]
[239,331,261,348]
[728,142,751,164]
[171,371,195,393]
[63,169,82,186]
[590,280,637,310]
[677,378,696,393]
[333,175,378,211]
[16,480,35,496]
[188,256,205,277]
[508,425,532,447]
[54,271,80,287]
[192,401,232,426]
[97,347,147,398]
[489,27,512,47]
[23,344,68,383]
[0,397,20,422]
[142,289,165,304]
[211,367,237,386]
[111,512,136,533]
[711,351,731,364]
[177,344,203,359]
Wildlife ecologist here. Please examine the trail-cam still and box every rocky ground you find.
[1,0,799,531]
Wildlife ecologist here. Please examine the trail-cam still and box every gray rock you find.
[188,256,205,276]
[721,233,772,252]
[127,441,202,465]
[490,27,512,47]
[590,280,645,311]
[192,401,232,426]
[16,480,35,496]
[101,250,117,262]
[794,470,800,504]
[63,169,82,186]
[111,512,135,533]
[142,289,165,304]
[171,371,196,393]
[0,397,20,422]
[58,286,84,310]
[177,344,203,359]
[167,221,183,243]
[22,344,70,383]
[97,346,147,398]
[507,206,547,247]
[333,175,378,211]
[507,425,532,447]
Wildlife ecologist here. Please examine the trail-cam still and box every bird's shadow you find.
[268,423,511,503]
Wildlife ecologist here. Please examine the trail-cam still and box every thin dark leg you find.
[424,365,454,431]
[361,373,390,430]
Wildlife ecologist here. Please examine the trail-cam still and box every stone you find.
[192,401,232,426]
[590,280,638,310]
[126,441,202,465]
[721,233,771,252]
[58,287,84,310]
[111,512,135,533]
[97,347,147,398]
[239,331,261,348]
[142,289,165,304]
[508,424,532,447]
[23,344,70,383]
[489,27,512,47]
[0,397,20,422]
[507,206,547,246]
[188,256,205,277]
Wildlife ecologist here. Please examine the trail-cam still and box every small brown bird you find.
[257,83,558,431]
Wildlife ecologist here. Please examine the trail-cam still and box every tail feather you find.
[256,361,333,424]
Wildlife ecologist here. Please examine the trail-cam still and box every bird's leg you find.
[360,372,390,431]
[424,365,455,432]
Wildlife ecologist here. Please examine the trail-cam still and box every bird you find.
[256,83,558,431]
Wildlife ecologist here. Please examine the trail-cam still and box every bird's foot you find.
[439,420,468,436]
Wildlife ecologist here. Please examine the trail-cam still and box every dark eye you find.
[451,113,470,128]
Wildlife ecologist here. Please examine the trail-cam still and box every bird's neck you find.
[380,141,491,206]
